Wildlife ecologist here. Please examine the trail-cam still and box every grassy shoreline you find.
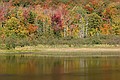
[0,44,120,53]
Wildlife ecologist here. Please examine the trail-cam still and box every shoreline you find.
[0,45,120,53]
[15,44,120,52]
[0,45,120,57]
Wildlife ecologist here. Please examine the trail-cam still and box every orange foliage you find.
[90,0,98,6]
[102,6,117,19]
[43,0,52,9]
[84,5,94,13]
[59,3,68,15]
[100,24,112,35]
[28,24,38,33]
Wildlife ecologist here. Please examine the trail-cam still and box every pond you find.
[0,53,120,80]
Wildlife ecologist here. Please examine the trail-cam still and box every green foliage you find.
[4,17,27,37]
[4,35,17,49]
[5,17,19,29]
[4,17,20,36]
[87,13,102,29]
[99,34,120,45]
[28,11,36,24]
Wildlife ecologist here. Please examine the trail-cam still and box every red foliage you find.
[51,10,63,31]
[102,18,110,23]
[23,8,30,20]
[0,6,5,21]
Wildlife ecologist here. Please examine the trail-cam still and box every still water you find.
[0,54,120,80]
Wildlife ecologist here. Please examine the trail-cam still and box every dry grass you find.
[0,44,120,53]
[14,44,120,52]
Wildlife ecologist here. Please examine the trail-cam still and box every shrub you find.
[4,36,16,49]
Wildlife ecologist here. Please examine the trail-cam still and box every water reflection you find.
[0,55,120,80]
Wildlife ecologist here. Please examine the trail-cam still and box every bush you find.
[5,36,16,49]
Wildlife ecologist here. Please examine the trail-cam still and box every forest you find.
[0,0,120,49]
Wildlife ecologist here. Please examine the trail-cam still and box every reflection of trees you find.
[52,60,63,80]
[0,56,120,80]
